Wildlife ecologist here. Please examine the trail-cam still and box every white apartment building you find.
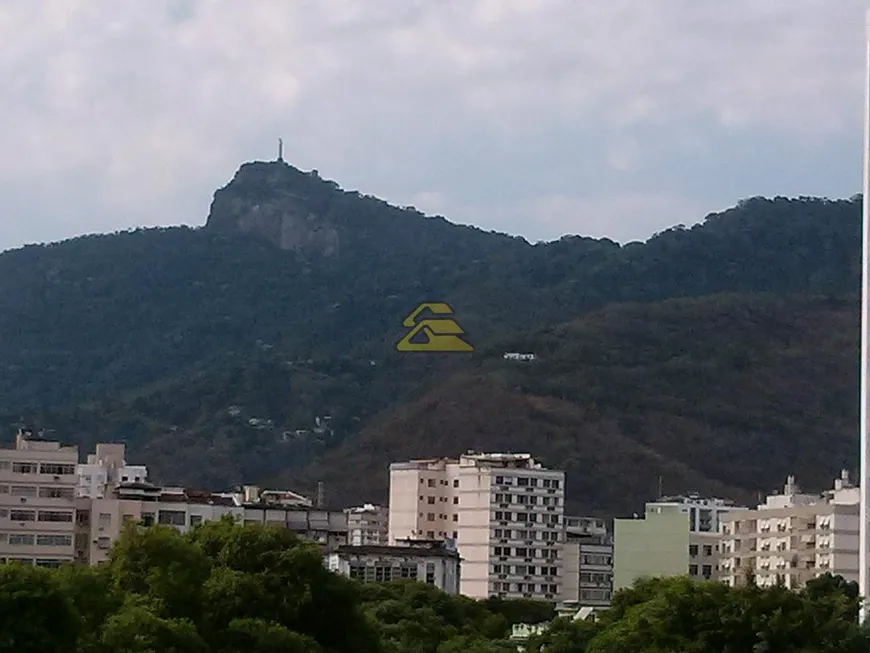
[389,451,565,600]
[326,539,460,593]
[561,516,613,608]
[719,473,859,589]
[614,494,747,590]
[0,430,79,568]
[346,504,389,546]
[77,443,147,498]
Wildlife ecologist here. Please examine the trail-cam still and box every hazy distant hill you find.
[0,160,860,514]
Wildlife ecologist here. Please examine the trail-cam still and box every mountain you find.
[0,159,861,515]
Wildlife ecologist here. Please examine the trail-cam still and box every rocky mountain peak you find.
[205,160,341,255]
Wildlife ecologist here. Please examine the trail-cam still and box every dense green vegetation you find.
[0,160,862,513]
[2,519,866,652]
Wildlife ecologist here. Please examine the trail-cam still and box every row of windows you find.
[0,484,75,499]
[0,557,65,568]
[0,462,76,475]
[0,533,73,547]
[1,509,74,523]
[493,546,559,559]
[689,564,714,579]
[580,588,612,602]
[579,572,611,584]
[421,478,460,488]
[493,564,559,577]
[494,476,561,489]
[581,554,612,566]
[494,511,560,525]
[422,495,459,505]
[492,581,558,594]
[348,563,419,583]
[493,528,560,542]
[493,493,560,507]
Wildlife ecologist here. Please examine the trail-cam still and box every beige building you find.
[389,452,565,600]
[719,473,859,589]
[345,503,389,546]
[326,539,460,593]
[614,495,746,590]
[561,516,613,607]
[0,430,79,568]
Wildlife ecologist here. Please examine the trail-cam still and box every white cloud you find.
[0,0,865,249]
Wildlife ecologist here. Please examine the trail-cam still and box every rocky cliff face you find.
[205,161,341,256]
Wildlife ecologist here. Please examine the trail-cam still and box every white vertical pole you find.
[860,7,870,624]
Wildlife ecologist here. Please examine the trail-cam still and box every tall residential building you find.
[719,473,859,589]
[77,443,147,498]
[614,494,746,591]
[345,504,389,546]
[389,451,565,600]
[0,430,79,568]
[560,516,613,608]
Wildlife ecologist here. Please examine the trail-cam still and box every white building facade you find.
[346,504,389,546]
[719,473,860,589]
[77,443,147,499]
[389,452,565,600]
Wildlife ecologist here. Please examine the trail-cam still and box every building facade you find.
[561,516,613,607]
[326,539,460,594]
[0,431,79,568]
[346,504,389,546]
[389,451,565,600]
[614,495,746,590]
[77,443,147,499]
[719,473,860,589]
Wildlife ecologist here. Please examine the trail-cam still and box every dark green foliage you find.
[0,521,866,652]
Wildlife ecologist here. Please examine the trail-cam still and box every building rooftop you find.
[334,541,460,559]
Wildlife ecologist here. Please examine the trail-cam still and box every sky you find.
[0,0,866,251]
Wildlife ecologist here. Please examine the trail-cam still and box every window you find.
[39,487,74,499]
[426,531,434,539]
[10,485,37,497]
[158,510,186,526]
[702,564,713,578]
[689,564,699,576]
[453,479,459,488]
[35,559,63,569]
[38,511,73,523]
[518,477,529,487]
[39,463,76,475]
[9,533,35,545]
[189,515,203,526]
[495,475,504,485]
[427,513,435,521]
[689,544,699,556]
[453,497,458,504]
[703,545,713,557]
[10,510,35,522]
[36,534,72,547]
[426,563,436,585]
[452,531,458,539]
[452,514,458,522]
[12,462,37,474]
[427,496,435,505]
[427,479,435,487]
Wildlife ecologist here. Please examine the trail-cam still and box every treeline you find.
[1,518,867,652]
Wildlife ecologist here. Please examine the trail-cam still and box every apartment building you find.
[719,473,859,589]
[77,443,147,498]
[561,516,613,608]
[241,485,347,550]
[0,430,79,568]
[389,451,565,600]
[346,503,389,546]
[614,495,746,590]
[326,538,460,593]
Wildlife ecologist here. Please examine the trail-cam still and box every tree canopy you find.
[0,519,866,652]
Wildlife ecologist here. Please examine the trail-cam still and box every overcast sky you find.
[0,0,865,251]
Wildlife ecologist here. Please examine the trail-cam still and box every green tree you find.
[98,603,209,653]
[0,563,80,653]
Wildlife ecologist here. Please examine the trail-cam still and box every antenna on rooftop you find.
[658,475,663,499]
[277,138,284,162]
[316,481,325,508]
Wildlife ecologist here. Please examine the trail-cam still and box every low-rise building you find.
[346,503,389,546]
[561,516,613,607]
[77,443,147,498]
[241,485,347,550]
[614,495,746,590]
[326,539,460,594]
[719,473,859,589]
